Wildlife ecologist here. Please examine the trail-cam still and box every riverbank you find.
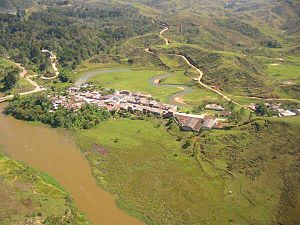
[0,104,144,225]
[0,151,89,224]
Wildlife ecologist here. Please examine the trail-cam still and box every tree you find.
[58,69,70,82]
[3,68,19,90]
[255,103,268,116]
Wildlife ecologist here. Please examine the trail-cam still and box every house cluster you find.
[205,103,232,117]
[249,102,300,117]
[174,112,222,132]
[52,85,177,117]
[51,83,222,132]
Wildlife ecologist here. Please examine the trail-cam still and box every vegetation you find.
[0,1,299,225]
[0,152,89,225]
[86,68,182,102]
[4,95,111,129]
[0,59,20,92]
[0,1,158,71]
[74,118,300,225]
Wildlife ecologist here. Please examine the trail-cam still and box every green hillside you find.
[112,0,300,99]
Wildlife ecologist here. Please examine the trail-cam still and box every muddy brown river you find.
[0,104,144,225]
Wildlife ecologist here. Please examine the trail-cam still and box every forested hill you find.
[0,1,159,70]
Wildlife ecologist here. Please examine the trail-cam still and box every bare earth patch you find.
[283,80,295,85]
[93,144,109,156]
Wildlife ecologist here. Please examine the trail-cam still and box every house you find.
[120,90,131,95]
[205,104,225,111]
[174,113,221,132]
[249,103,256,111]
[133,92,152,98]
[269,103,281,110]
[279,110,296,117]
[221,110,232,117]
[174,113,203,132]
[202,117,219,129]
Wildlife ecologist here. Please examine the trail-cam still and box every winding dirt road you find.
[148,26,299,107]
[41,49,59,80]
[160,27,169,45]
[147,26,244,107]
[0,64,46,103]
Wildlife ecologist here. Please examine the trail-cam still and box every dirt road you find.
[0,64,46,103]
[41,49,59,80]
[147,26,298,108]
[146,26,243,108]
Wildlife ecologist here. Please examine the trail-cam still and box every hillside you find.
[121,0,299,50]
[111,0,300,99]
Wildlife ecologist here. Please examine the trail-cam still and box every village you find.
[249,102,300,117]
[51,83,222,132]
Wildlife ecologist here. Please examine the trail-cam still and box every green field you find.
[74,118,300,225]
[184,87,223,106]
[265,64,300,82]
[0,152,89,225]
[11,78,34,94]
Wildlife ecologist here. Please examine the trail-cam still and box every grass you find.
[73,117,300,225]
[0,153,89,225]
[75,119,235,225]
[11,78,34,94]
[183,86,223,106]
[0,58,14,67]
[265,63,300,82]
[84,67,181,102]
[268,115,300,126]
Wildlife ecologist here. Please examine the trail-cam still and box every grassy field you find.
[265,64,300,82]
[0,152,89,225]
[75,119,233,225]
[73,117,300,225]
[268,115,300,126]
[183,87,224,106]
[0,58,14,67]
[262,55,300,99]
[11,78,34,94]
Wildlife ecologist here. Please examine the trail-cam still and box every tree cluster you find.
[0,2,158,71]
[0,65,19,91]
[5,95,112,129]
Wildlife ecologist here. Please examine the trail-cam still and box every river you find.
[0,104,144,225]
[75,69,130,87]
[148,73,194,105]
